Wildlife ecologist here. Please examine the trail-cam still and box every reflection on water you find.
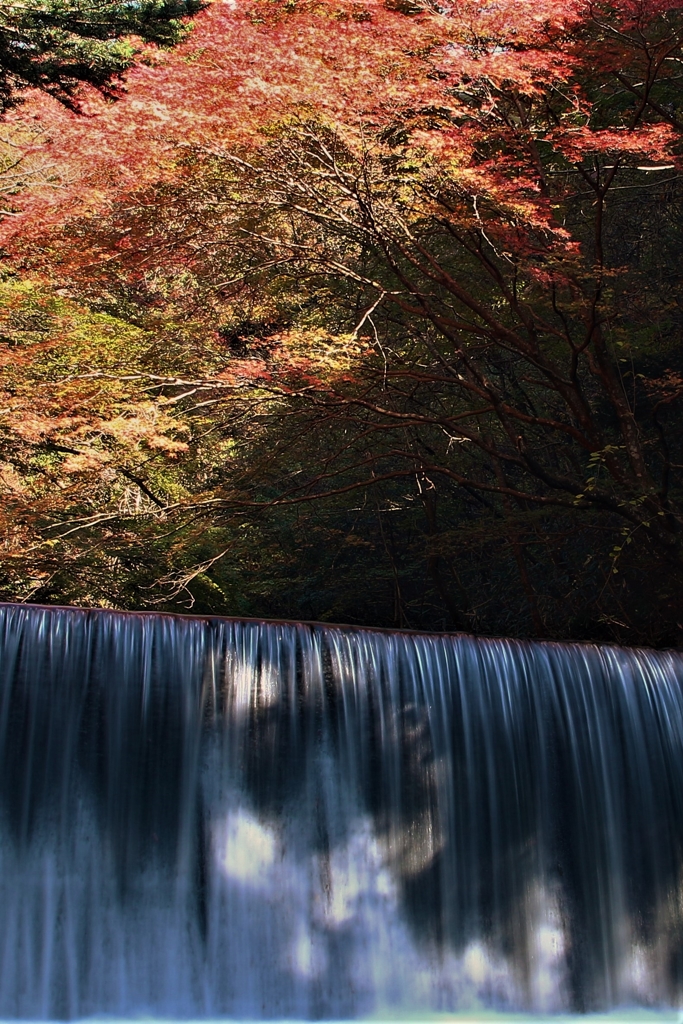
[1,604,683,1018]
[220,809,277,886]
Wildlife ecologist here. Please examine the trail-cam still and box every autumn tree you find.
[169,0,682,640]
[1,0,682,641]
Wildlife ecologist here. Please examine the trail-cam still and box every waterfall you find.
[1,602,683,1018]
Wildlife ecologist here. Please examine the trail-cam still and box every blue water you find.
[1,604,683,1019]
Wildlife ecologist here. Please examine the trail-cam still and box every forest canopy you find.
[0,0,682,645]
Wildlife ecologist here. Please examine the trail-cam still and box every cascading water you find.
[1,602,683,1019]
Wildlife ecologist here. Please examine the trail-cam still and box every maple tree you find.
[0,0,682,641]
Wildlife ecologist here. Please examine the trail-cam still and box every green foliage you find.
[0,0,203,111]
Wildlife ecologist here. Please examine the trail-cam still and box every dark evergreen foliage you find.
[0,0,203,111]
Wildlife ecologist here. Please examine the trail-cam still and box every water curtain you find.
[1,602,682,1018]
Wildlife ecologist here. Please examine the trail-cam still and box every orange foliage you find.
[3,0,681,255]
